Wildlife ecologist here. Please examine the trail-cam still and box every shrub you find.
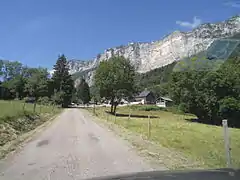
[139,105,164,111]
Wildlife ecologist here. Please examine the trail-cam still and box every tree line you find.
[0,55,90,108]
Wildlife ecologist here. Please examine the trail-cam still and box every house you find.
[156,97,173,108]
[134,90,156,105]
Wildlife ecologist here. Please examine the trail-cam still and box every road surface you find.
[0,109,157,180]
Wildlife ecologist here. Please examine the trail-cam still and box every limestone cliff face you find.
[69,16,240,86]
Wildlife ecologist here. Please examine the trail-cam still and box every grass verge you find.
[87,106,240,170]
[0,100,62,159]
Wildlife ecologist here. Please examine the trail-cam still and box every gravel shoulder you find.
[0,108,162,180]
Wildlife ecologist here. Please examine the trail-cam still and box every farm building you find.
[156,97,173,108]
[134,90,156,105]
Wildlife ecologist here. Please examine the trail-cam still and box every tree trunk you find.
[110,97,114,114]
[111,104,114,114]
[113,102,117,115]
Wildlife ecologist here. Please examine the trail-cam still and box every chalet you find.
[134,90,156,105]
[156,97,173,108]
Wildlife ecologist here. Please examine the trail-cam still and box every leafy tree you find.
[0,61,27,99]
[76,78,90,104]
[170,55,240,127]
[90,85,101,104]
[52,55,74,107]
[94,56,135,114]
[24,68,49,111]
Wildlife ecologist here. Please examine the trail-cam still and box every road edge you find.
[0,110,63,160]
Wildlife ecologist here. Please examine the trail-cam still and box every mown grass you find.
[89,106,240,169]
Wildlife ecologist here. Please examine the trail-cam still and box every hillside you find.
[70,15,240,86]
[135,32,240,97]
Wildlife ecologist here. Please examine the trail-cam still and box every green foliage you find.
[76,78,91,104]
[24,68,49,99]
[170,55,240,127]
[52,55,74,107]
[90,85,101,103]
[37,96,50,105]
[138,105,163,111]
[94,56,136,113]
[135,62,176,92]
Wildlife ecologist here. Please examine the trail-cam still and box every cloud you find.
[224,1,240,8]
[176,16,202,29]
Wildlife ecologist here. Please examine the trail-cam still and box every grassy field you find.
[89,105,240,169]
[0,100,57,119]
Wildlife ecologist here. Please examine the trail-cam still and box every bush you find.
[38,96,50,105]
[139,105,164,111]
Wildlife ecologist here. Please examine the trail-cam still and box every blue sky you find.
[0,0,239,69]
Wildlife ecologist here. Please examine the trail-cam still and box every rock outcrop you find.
[68,16,240,86]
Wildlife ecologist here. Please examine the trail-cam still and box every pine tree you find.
[76,78,90,104]
[52,55,74,107]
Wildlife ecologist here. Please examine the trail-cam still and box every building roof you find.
[136,90,151,98]
[157,97,173,102]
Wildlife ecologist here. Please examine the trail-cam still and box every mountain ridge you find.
[68,15,240,86]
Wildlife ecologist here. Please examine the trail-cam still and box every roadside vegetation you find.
[0,55,77,158]
[0,100,61,158]
[89,106,240,169]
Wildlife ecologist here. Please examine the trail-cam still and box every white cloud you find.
[224,1,240,8]
[176,16,202,29]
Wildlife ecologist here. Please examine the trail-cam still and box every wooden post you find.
[22,102,26,111]
[93,103,96,115]
[222,120,231,168]
[52,103,55,112]
[33,102,37,112]
[128,108,131,121]
[148,115,151,139]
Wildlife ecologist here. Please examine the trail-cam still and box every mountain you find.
[69,15,240,86]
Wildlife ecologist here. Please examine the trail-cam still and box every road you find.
[0,109,157,180]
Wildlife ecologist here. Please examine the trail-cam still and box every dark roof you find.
[136,90,151,98]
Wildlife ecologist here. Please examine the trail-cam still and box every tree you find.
[52,55,74,107]
[0,61,26,99]
[94,56,136,114]
[90,85,101,104]
[24,68,49,111]
[76,78,90,104]
[169,55,240,127]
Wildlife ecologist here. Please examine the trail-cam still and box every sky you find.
[0,0,239,69]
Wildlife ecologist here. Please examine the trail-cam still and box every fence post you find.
[114,112,117,124]
[148,115,151,139]
[128,109,131,121]
[93,103,96,115]
[222,119,231,168]
[40,104,42,113]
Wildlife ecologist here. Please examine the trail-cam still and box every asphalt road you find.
[0,109,158,180]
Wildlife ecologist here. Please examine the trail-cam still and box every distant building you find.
[156,97,173,108]
[134,90,156,105]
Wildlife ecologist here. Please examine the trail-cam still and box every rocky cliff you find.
[69,15,240,86]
